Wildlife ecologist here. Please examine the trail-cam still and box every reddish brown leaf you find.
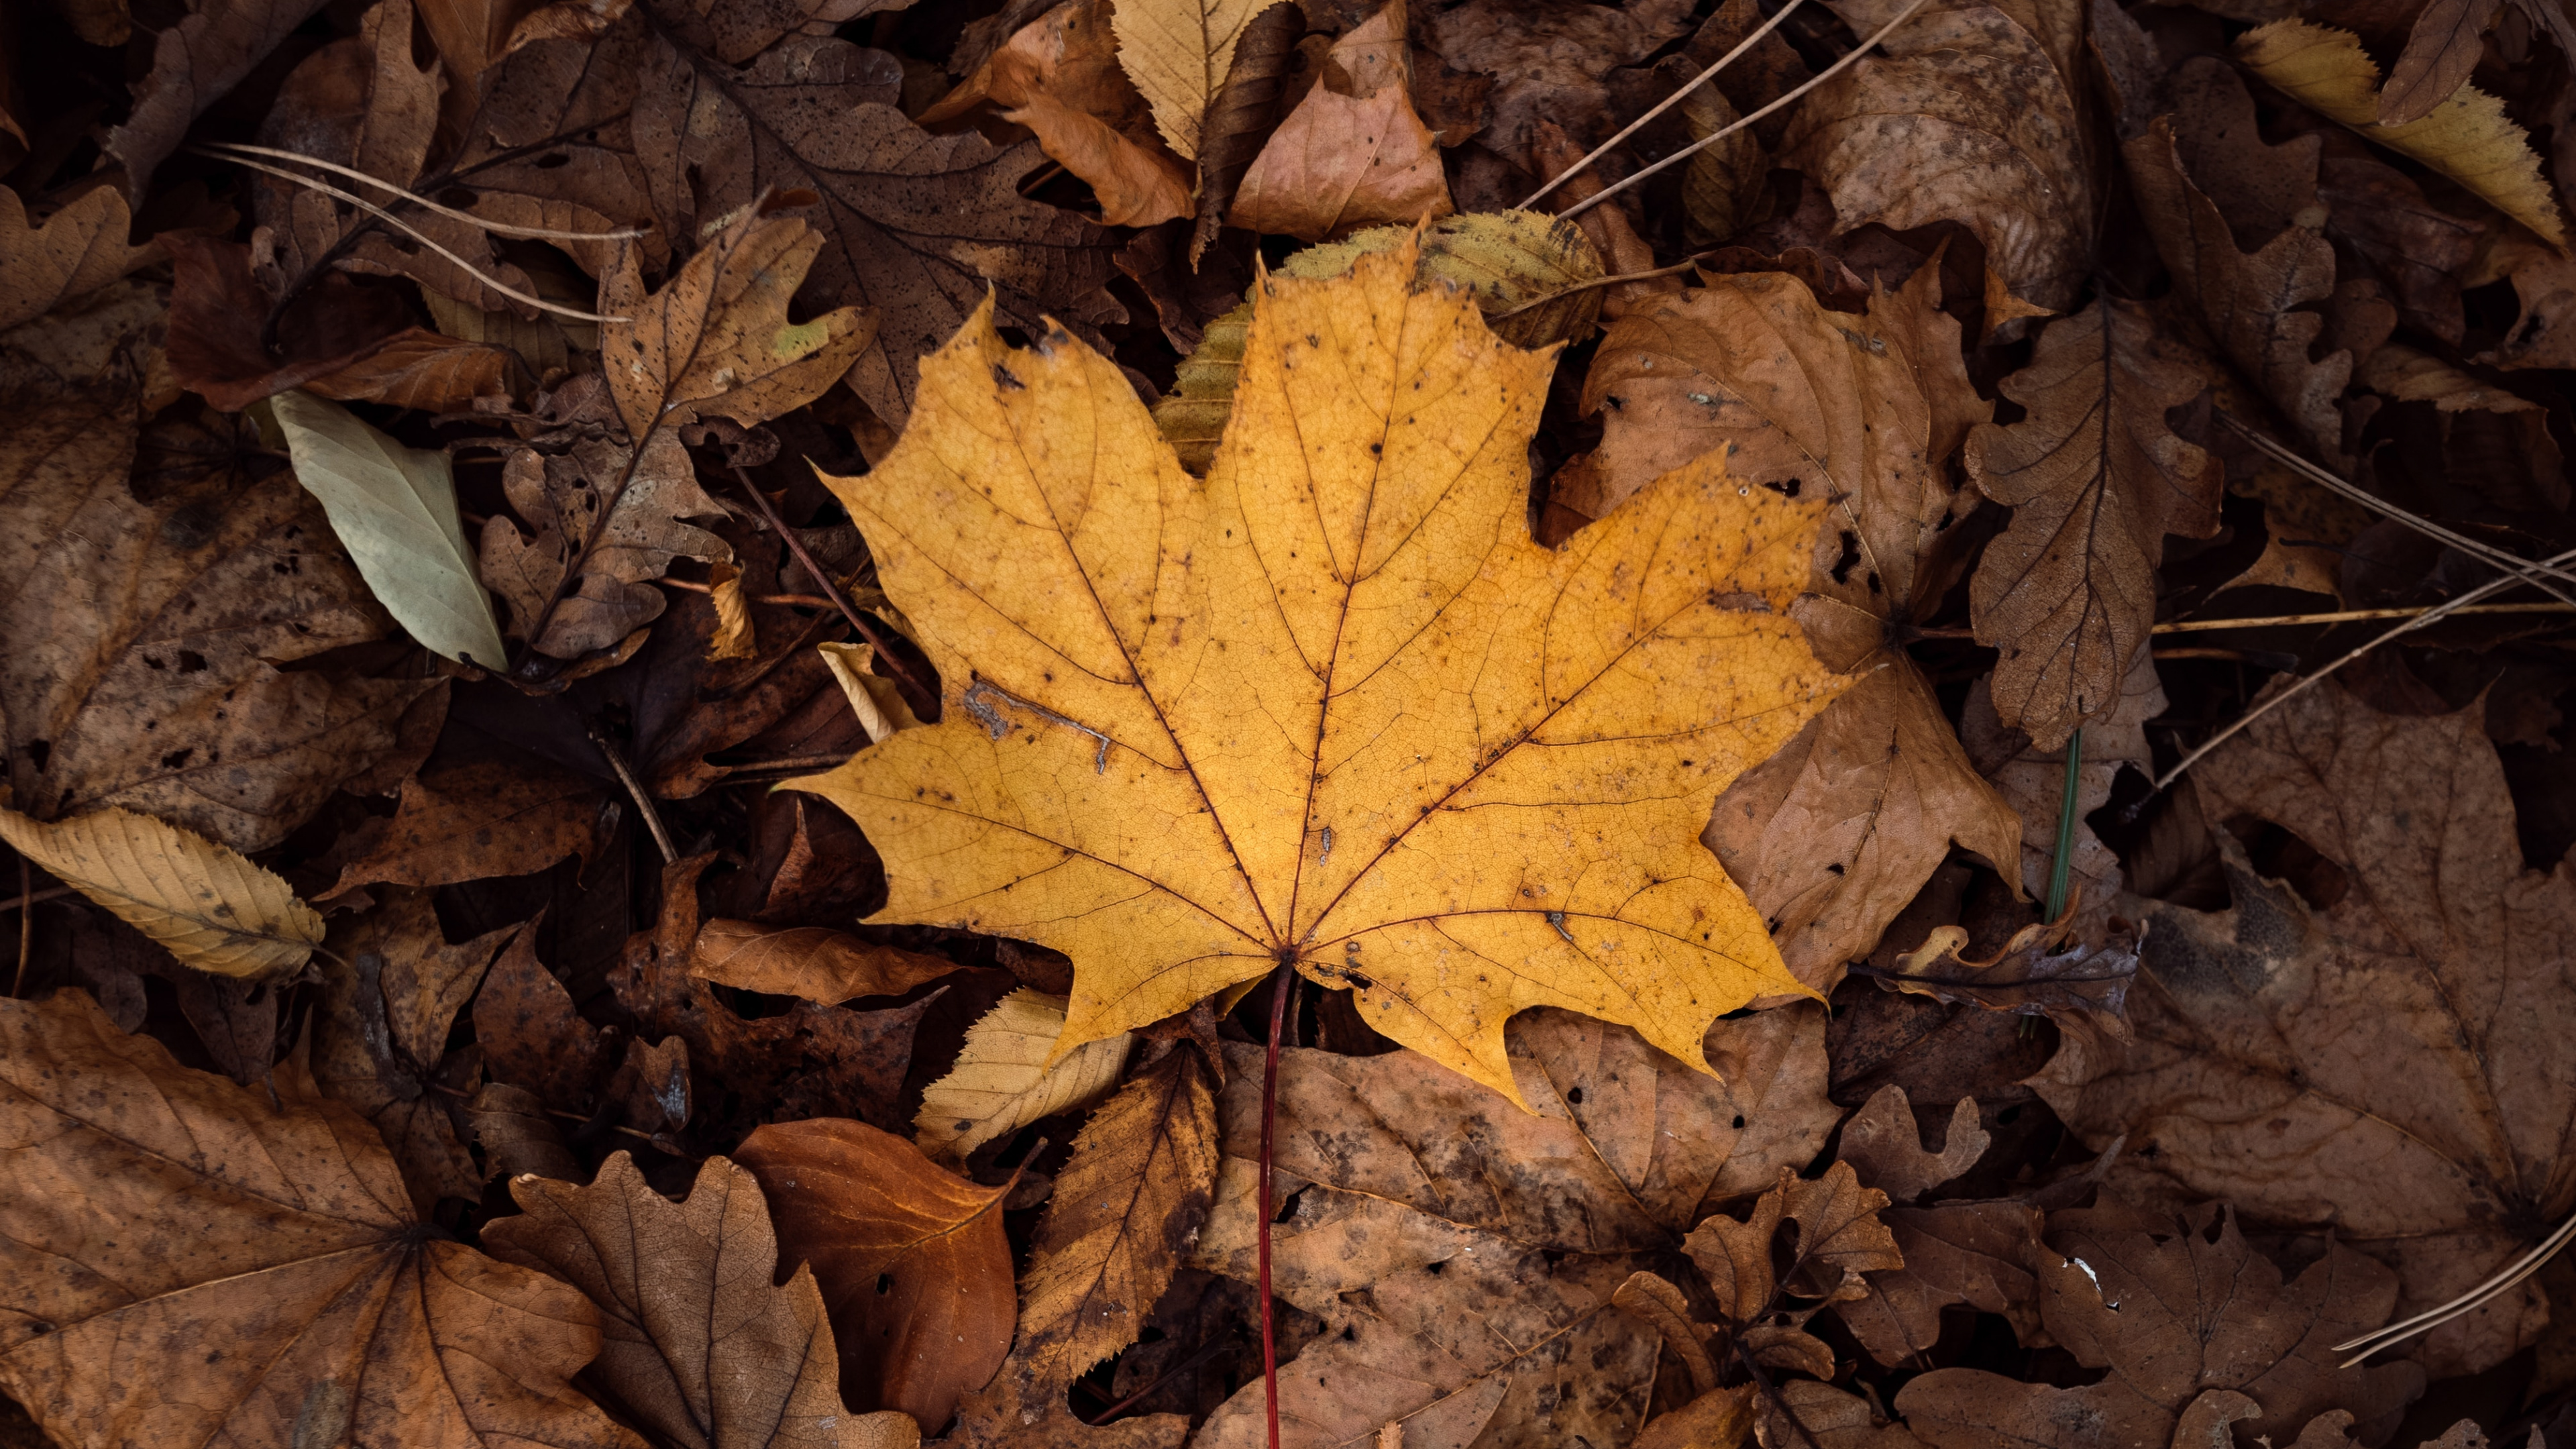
[688,918,958,1004]
[329,752,616,895]
[1227,2,1454,241]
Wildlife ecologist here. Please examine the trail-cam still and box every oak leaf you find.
[734,1119,1018,1434]
[0,989,642,1449]
[484,1152,922,1449]
[1965,298,2220,747]
[1575,264,2024,991]
[0,803,324,979]
[793,239,1841,1104]
[2036,682,2576,1378]
[915,987,1136,1163]
[1226,2,1454,241]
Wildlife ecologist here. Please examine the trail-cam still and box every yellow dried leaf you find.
[794,239,1842,1104]
[1112,0,1278,159]
[708,564,757,660]
[0,804,323,979]
[915,989,1134,1163]
[2236,18,2567,248]
[817,641,925,745]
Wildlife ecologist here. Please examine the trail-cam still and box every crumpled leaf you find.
[0,185,157,333]
[1578,264,2024,991]
[2237,18,2567,248]
[313,892,515,1211]
[481,429,727,659]
[734,1118,1016,1434]
[1964,297,2220,747]
[1111,0,1277,159]
[484,1151,922,1449]
[0,803,324,979]
[1778,0,2092,315]
[1894,1199,2424,1448]
[1189,0,1303,263]
[914,987,1135,1163]
[817,640,926,745]
[686,916,959,1004]
[0,988,641,1449]
[793,238,1840,1104]
[270,389,511,669]
[976,1,1192,227]
[1153,211,1603,471]
[1687,1161,1902,1322]
[1227,1,1454,241]
[2035,681,2576,1378]
[956,1046,1216,1442]
[3,290,443,852]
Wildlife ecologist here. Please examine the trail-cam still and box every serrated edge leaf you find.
[0,804,323,979]
[915,989,1134,1163]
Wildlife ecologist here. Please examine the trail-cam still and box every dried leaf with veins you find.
[915,988,1135,1163]
[1189,0,1303,263]
[0,186,156,332]
[2037,682,2576,1378]
[2381,0,2501,124]
[326,749,616,896]
[1573,264,2023,991]
[484,1152,922,1449]
[1895,1199,2424,1447]
[0,804,324,980]
[0,989,642,1449]
[793,239,1839,1104]
[733,1118,1017,1432]
[106,0,329,201]
[687,917,959,1005]
[1226,3,1454,241]
[1110,0,1276,159]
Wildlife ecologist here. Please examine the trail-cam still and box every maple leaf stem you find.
[1258,962,1295,1449]
[725,462,934,702]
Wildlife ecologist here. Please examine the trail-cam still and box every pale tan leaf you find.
[818,641,926,744]
[0,804,323,979]
[915,989,1135,1164]
[1111,0,1275,158]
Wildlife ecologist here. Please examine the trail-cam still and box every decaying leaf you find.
[0,185,157,333]
[686,916,959,1004]
[930,0,1191,227]
[915,988,1136,1163]
[2037,682,2576,1378]
[2381,0,2502,125]
[1686,1160,1902,1322]
[2237,19,2567,247]
[325,749,616,895]
[0,989,640,1449]
[1227,2,1454,240]
[0,804,323,979]
[105,0,329,201]
[794,239,1841,1104]
[270,389,511,669]
[1965,298,2222,747]
[485,1152,922,1449]
[734,1118,1017,1433]
[473,923,615,1110]
[1190,0,1303,262]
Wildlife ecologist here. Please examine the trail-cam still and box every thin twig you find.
[1729,1338,1825,1449]
[2220,416,2576,606]
[2334,1206,2576,1366]
[1517,0,1811,209]
[654,576,845,610]
[1490,249,1728,319]
[187,146,629,323]
[2153,543,2576,791]
[2044,728,2083,923]
[12,857,30,998]
[1,884,73,915]
[2153,602,2573,632]
[1258,963,1295,1449]
[724,462,934,700]
[195,141,649,243]
[587,724,680,864]
[1562,0,1933,221]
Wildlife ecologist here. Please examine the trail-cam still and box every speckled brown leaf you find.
[328,752,616,895]
[2035,682,2576,1378]
[472,918,616,1110]
[0,989,642,1449]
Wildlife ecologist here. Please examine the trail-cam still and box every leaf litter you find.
[5,0,2576,1445]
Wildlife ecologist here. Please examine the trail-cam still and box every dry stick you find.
[1517,0,1813,209]
[1560,0,1934,223]
[586,724,680,864]
[1258,964,1295,1449]
[1730,1338,1825,1449]
[195,141,649,243]
[724,462,933,700]
[2221,417,2576,606]
[2152,542,2576,792]
[654,576,845,611]
[189,147,629,323]
[1489,249,1729,320]
[0,885,74,914]
[2153,602,2573,632]
[11,857,30,998]
[2334,1206,2576,1366]
[716,753,860,775]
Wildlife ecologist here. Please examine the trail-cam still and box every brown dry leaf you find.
[160,233,414,411]
[313,892,517,1210]
[914,988,1135,1164]
[0,804,325,980]
[2,288,442,853]
[1227,1,1454,240]
[472,922,617,1110]
[686,917,959,1004]
[1758,1380,1931,1448]
[734,1118,1017,1434]
[1112,0,1281,160]
[0,186,157,333]
[1894,1199,2424,1448]
[2127,119,2355,466]
[1777,0,2091,316]
[105,0,330,201]
[958,1048,1217,1442]
[485,1152,922,1449]
[628,1,1119,423]
[2381,0,2502,124]
[1185,1008,1839,1446]
[1576,265,2023,991]
[1416,0,1697,167]
[2320,153,2485,348]
[1190,0,1303,262]
[301,331,524,412]
[2238,18,2567,247]
[1635,1384,1755,1449]
[1964,298,2220,748]
[0,988,642,1449]
[2036,681,2576,1378]
[793,238,1839,1103]
[327,750,617,895]
[481,431,729,658]
[926,0,1191,226]
[1686,1161,1902,1322]
[1837,1082,1989,1204]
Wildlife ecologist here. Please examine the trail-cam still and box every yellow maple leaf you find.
[792,239,1843,1102]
